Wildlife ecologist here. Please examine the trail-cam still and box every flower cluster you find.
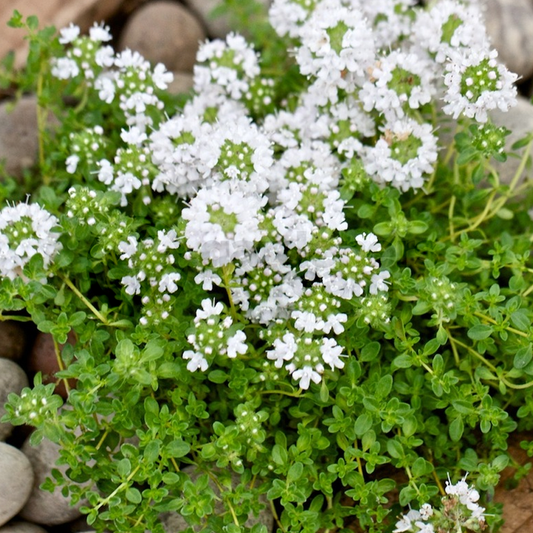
[393,475,487,533]
[0,201,62,279]
[118,229,181,326]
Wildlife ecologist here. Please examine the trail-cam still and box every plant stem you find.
[53,337,71,395]
[222,265,238,321]
[60,275,109,325]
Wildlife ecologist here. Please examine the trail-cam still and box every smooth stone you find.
[0,321,28,362]
[167,72,195,95]
[28,331,76,399]
[0,359,29,441]
[482,0,533,80]
[0,521,48,533]
[183,0,271,39]
[490,95,533,185]
[118,1,206,72]
[159,466,273,532]
[0,97,39,180]
[19,436,83,526]
[0,443,34,527]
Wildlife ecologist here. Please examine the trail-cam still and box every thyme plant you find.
[2,1,533,532]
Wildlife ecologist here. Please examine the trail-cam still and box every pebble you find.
[0,443,34,527]
[19,436,83,526]
[483,0,533,80]
[167,72,195,95]
[0,322,28,362]
[0,97,39,180]
[159,466,273,532]
[0,359,28,442]
[28,331,76,399]
[0,522,47,533]
[118,1,206,73]
[183,0,272,39]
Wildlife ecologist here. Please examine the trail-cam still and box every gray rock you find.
[0,97,39,180]
[0,521,47,533]
[0,443,34,527]
[19,436,83,525]
[0,359,28,441]
[159,466,273,532]
[118,1,206,73]
[0,321,27,361]
[483,0,533,80]
[490,95,533,184]
[167,72,195,95]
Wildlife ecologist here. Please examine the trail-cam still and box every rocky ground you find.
[1,1,533,532]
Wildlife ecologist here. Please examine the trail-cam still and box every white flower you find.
[227,330,247,358]
[152,63,174,90]
[183,350,209,372]
[51,57,80,79]
[182,182,267,267]
[320,338,344,370]
[370,271,391,294]
[292,366,321,390]
[356,232,381,253]
[196,298,224,320]
[118,236,138,260]
[89,22,112,42]
[95,46,115,68]
[393,509,421,533]
[442,47,518,123]
[362,119,438,192]
[65,155,79,174]
[58,23,80,44]
[156,229,180,253]
[121,127,147,146]
[194,270,222,291]
[267,333,297,368]
[158,272,181,293]
[0,202,62,280]
[95,74,116,104]
[122,275,141,295]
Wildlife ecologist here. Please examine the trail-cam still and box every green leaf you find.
[354,413,373,437]
[8,11,24,28]
[126,487,142,504]
[449,417,464,442]
[117,458,131,477]
[407,220,428,235]
[144,440,161,463]
[165,439,190,458]
[511,310,530,332]
[467,324,493,340]
[208,370,228,383]
[496,208,514,220]
[373,221,393,236]
[514,345,532,370]
[360,342,380,362]
[287,462,304,483]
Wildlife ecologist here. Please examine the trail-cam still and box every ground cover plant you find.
[2,0,533,531]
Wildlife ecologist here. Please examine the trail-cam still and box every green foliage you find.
[1,4,533,533]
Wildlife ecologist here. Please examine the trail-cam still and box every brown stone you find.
[0,0,123,69]
[118,1,206,73]
[0,321,27,361]
[28,331,76,399]
[0,96,39,179]
[167,72,194,95]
